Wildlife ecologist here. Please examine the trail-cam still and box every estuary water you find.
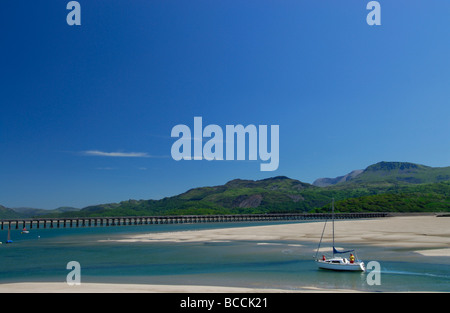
[0,221,449,292]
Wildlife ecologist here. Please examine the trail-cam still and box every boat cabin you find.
[323,257,349,264]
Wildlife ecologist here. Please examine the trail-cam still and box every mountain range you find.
[0,205,80,219]
[2,161,450,219]
[314,161,450,186]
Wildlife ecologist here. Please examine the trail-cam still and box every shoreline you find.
[99,216,450,255]
[0,282,363,293]
[1,216,448,293]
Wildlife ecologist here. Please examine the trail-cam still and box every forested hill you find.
[2,162,450,218]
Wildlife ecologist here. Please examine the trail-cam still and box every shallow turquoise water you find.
[0,222,449,292]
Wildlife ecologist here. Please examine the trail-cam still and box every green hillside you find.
[43,176,328,217]
[0,205,24,219]
[313,181,450,213]
[2,162,450,219]
[41,177,450,218]
[10,206,80,217]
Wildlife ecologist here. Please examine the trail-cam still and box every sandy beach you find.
[101,215,450,255]
[0,282,360,293]
[1,215,448,293]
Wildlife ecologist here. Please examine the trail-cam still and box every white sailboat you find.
[314,199,365,272]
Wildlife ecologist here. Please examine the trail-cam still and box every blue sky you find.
[1,1,450,209]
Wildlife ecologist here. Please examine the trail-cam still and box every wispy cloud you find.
[82,150,150,158]
[81,150,171,159]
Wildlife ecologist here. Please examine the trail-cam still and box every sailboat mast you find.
[332,198,335,257]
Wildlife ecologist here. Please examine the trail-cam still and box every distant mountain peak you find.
[260,176,292,181]
[365,161,424,172]
[314,161,450,187]
[224,176,300,188]
[313,169,363,187]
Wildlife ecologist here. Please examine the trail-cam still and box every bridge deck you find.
[0,213,388,230]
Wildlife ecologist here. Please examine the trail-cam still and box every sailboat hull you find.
[316,259,365,272]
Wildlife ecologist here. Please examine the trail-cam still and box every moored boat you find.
[6,226,13,244]
[316,256,365,271]
[314,199,365,272]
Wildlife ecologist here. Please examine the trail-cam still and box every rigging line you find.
[314,217,328,260]
[332,198,335,257]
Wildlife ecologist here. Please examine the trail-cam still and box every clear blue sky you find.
[1,1,450,209]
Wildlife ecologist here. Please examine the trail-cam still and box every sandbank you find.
[0,282,360,293]
[101,216,450,255]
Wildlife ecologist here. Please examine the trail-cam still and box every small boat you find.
[6,226,13,244]
[21,227,29,234]
[316,256,365,271]
[314,199,365,272]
